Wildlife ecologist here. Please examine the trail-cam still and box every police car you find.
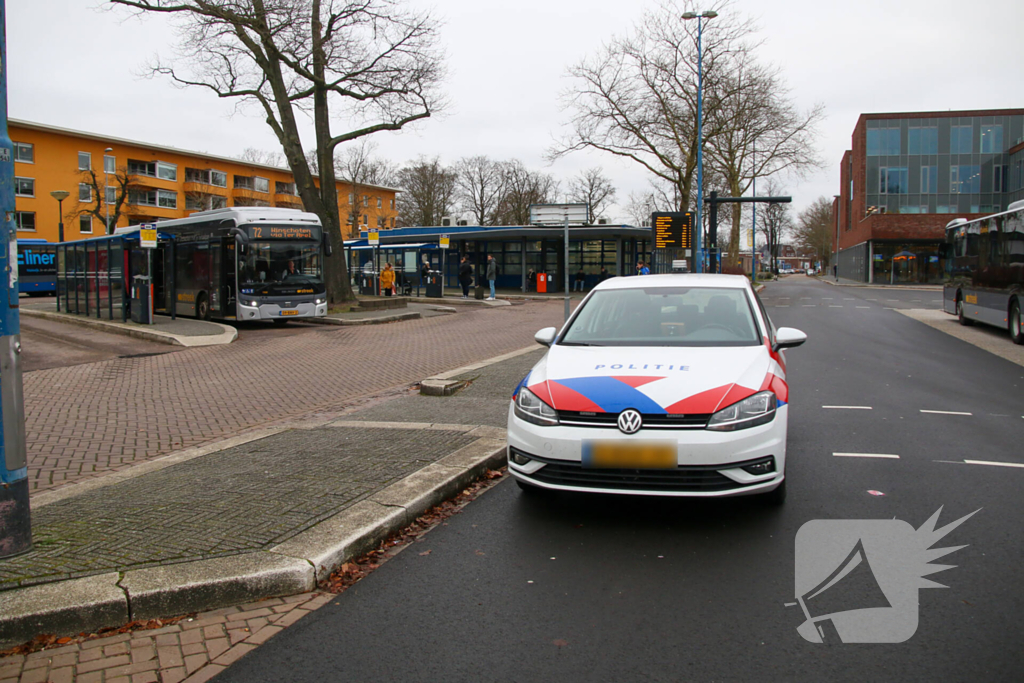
[507,274,805,502]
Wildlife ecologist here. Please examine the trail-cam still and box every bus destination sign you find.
[652,212,692,250]
[247,225,321,241]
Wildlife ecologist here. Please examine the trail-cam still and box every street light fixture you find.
[49,190,70,243]
[682,10,717,273]
[104,147,113,234]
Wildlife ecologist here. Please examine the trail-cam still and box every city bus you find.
[17,239,57,295]
[145,207,331,323]
[943,199,1024,344]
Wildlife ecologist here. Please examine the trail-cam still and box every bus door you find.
[224,239,237,316]
[210,239,223,316]
[152,244,168,314]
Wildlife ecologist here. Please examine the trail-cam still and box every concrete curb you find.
[304,311,421,326]
[19,309,237,347]
[814,276,941,291]
[415,297,511,307]
[0,434,507,648]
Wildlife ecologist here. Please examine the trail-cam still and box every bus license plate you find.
[280,310,299,316]
[582,442,676,469]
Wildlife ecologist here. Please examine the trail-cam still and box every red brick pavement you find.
[25,301,562,492]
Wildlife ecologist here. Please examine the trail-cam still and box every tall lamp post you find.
[682,9,717,274]
[49,190,69,243]
[104,147,113,234]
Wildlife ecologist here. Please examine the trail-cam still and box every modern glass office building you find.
[835,110,1024,283]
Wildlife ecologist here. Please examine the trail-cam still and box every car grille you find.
[513,449,763,492]
[556,410,711,429]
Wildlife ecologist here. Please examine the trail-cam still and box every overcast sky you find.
[9,0,1023,224]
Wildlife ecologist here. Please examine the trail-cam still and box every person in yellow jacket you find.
[380,262,395,296]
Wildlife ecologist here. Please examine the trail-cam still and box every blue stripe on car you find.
[554,376,666,414]
[512,372,531,400]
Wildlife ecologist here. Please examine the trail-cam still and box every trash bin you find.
[474,283,486,300]
[536,273,547,293]
[359,272,377,295]
[131,275,153,325]
[424,272,443,298]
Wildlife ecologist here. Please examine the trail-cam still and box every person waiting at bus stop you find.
[458,256,474,299]
[574,268,586,291]
[380,262,395,296]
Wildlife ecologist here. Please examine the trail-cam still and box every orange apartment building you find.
[10,119,398,243]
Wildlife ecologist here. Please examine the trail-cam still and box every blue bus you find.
[17,239,57,296]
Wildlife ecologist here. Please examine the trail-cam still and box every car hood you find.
[523,344,787,415]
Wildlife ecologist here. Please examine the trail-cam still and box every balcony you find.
[274,193,303,208]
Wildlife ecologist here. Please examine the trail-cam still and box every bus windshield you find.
[241,241,322,286]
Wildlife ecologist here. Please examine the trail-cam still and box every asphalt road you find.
[218,277,1023,682]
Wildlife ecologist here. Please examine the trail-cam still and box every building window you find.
[128,159,158,177]
[908,126,938,155]
[14,212,35,231]
[254,177,270,193]
[105,186,117,204]
[867,127,899,156]
[377,197,383,209]
[211,170,227,187]
[348,193,355,204]
[950,125,972,154]
[390,198,395,210]
[79,183,93,202]
[129,189,157,207]
[212,195,227,209]
[13,142,33,163]
[158,190,177,209]
[951,165,981,194]
[157,162,177,181]
[936,205,957,214]
[78,152,91,171]
[80,215,93,234]
[919,166,937,194]
[994,165,1007,193]
[104,155,116,174]
[14,177,34,197]
[362,195,369,207]
[879,167,908,194]
[186,194,204,211]
[377,216,384,228]
[362,214,368,225]
[234,175,254,190]
[275,181,297,195]
[980,125,1003,154]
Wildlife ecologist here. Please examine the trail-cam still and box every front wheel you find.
[957,297,974,326]
[1010,300,1023,345]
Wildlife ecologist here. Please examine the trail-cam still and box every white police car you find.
[507,274,806,502]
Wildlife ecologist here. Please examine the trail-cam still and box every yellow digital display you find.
[652,213,693,250]
[247,225,321,240]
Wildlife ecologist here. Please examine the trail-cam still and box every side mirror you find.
[773,327,807,352]
[534,327,557,347]
[229,227,248,255]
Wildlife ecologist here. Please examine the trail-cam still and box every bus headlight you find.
[315,298,324,305]
[706,391,777,431]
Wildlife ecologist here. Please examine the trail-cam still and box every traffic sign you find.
[140,228,157,249]
[652,212,693,250]
[368,231,379,246]
[440,235,449,249]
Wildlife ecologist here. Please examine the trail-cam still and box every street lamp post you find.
[104,147,113,234]
[682,10,717,274]
[49,190,70,243]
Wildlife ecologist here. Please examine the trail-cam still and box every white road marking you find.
[829,305,843,308]
[867,298,878,301]
[834,452,900,459]
[920,409,973,416]
[822,297,833,300]
[800,297,811,299]
[823,405,872,410]
[843,298,855,300]
[887,299,899,302]
[802,304,816,307]
[856,306,870,309]
[965,459,1024,469]
[776,305,790,308]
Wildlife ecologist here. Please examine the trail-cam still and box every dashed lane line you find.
[833,452,900,459]
[829,305,843,308]
[822,405,872,410]
[920,409,973,416]
[964,459,1024,469]
[856,306,870,309]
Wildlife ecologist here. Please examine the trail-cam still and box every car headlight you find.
[706,391,777,431]
[514,387,559,426]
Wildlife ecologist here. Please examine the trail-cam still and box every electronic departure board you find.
[246,225,322,241]
[652,212,692,250]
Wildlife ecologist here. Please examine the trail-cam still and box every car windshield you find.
[560,286,762,347]
[240,241,322,286]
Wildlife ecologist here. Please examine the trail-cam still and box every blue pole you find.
[695,16,704,274]
[0,0,31,558]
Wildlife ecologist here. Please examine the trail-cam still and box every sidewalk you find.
[814,274,942,291]
[307,302,456,326]
[19,303,236,348]
[0,346,543,659]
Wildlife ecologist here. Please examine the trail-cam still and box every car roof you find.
[592,273,751,291]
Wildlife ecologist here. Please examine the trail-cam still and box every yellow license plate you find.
[280,310,299,316]
[583,442,676,469]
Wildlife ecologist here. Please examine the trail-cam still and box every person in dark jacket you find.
[486,254,497,300]
[458,257,474,299]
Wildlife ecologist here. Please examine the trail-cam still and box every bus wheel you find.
[957,296,973,326]
[1011,300,1023,345]
[196,293,210,321]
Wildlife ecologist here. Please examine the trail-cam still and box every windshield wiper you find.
[559,341,598,346]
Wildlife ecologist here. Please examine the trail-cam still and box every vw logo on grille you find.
[617,409,642,434]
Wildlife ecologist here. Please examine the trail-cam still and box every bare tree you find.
[566,167,616,223]
[238,147,285,167]
[454,156,502,225]
[756,178,792,274]
[705,49,823,267]
[794,197,834,267]
[395,156,457,227]
[551,0,755,216]
[112,0,446,303]
[492,160,559,226]
[72,167,139,234]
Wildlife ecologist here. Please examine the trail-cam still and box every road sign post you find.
[439,235,449,297]
[0,0,31,558]
[368,231,379,295]
[528,203,589,322]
